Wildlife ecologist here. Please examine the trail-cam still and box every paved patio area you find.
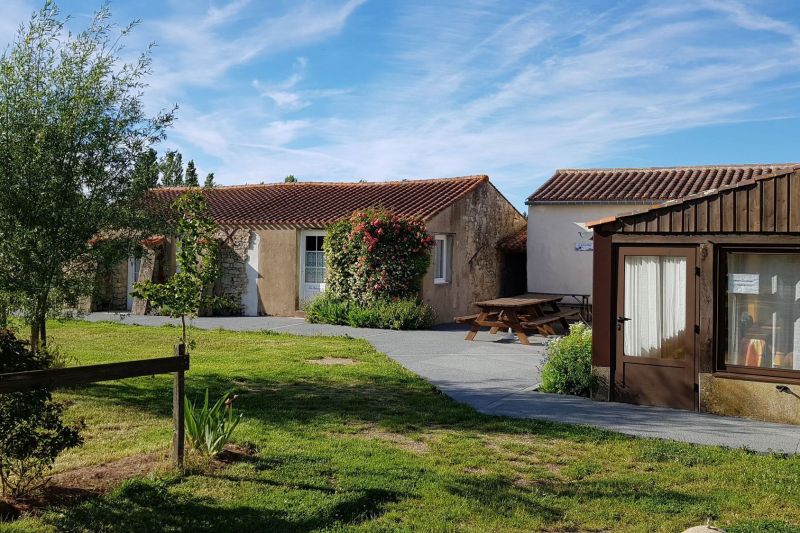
[86,312,800,454]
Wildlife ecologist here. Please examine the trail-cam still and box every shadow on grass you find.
[53,477,400,532]
[68,371,618,444]
[50,353,744,531]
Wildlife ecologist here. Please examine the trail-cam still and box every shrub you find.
[325,209,434,305]
[305,293,434,330]
[0,329,84,498]
[184,389,242,458]
[209,294,242,317]
[538,322,595,397]
[304,293,352,325]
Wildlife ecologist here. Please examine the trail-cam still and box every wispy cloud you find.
[124,0,800,202]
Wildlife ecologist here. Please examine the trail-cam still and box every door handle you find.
[616,316,631,331]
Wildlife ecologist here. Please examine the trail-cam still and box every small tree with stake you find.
[132,190,220,349]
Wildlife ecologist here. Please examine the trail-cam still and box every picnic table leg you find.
[504,310,529,345]
[465,311,488,341]
[549,302,571,332]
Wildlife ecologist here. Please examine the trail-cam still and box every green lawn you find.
[6,320,800,532]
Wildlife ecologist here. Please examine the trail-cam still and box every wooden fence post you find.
[173,342,186,468]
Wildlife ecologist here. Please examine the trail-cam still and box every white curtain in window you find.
[624,256,686,359]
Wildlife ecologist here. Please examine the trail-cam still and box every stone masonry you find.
[213,228,253,314]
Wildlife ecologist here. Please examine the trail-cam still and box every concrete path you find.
[85,312,800,454]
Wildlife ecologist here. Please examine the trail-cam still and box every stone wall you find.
[91,260,128,311]
[422,181,527,323]
[213,228,253,314]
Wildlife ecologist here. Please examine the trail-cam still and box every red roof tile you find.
[149,176,488,227]
[497,227,526,253]
[528,164,799,203]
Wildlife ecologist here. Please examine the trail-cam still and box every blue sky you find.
[3,0,800,208]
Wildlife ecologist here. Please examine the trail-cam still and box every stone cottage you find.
[91,175,526,324]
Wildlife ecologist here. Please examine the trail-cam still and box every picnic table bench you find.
[455,294,580,345]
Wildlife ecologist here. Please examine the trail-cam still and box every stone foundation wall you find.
[699,373,800,425]
[591,366,611,401]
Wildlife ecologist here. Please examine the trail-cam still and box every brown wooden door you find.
[614,247,696,410]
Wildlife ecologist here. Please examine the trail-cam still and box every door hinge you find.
[694,324,700,335]
[694,383,699,392]
[695,266,701,277]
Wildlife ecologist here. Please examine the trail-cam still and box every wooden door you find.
[614,247,696,410]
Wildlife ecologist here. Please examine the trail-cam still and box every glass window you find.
[433,235,451,283]
[303,235,325,284]
[623,255,687,359]
[725,253,800,371]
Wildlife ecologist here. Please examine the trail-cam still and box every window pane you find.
[623,255,687,359]
[726,253,800,370]
[305,235,316,251]
[434,240,444,279]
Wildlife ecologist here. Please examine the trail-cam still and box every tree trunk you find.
[30,321,39,353]
[30,292,49,352]
[181,315,187,349]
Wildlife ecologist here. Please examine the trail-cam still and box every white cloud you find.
[143,0,800,204]
[252,57,313,110]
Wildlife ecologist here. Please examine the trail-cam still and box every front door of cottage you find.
[614,246,697,410]
[300,230,327,306]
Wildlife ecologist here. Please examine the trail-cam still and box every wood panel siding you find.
[607,170,800,235]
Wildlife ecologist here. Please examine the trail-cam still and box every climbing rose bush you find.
[325,209,434,305]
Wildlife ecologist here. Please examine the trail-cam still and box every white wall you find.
[526,203,644,300]
[242,232,260,316]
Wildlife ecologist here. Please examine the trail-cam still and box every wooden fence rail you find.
[0,345,189,467]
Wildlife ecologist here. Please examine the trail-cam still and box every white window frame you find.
[433,234,452,285]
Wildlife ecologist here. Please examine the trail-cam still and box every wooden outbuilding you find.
[589,165,800,424]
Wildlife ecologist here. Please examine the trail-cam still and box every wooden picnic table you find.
[455,294,579,345]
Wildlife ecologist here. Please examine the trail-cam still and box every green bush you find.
[539,322,595,397]
[306,293,433,330]
[209,294,242,317]
[304,293,352,325]
[0,329,84,498]
[324,209,433,305]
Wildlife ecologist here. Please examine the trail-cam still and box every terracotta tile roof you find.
[148,175,488,227]
[587,165,800,229]
[528,164,799,204]
[497,227,526,253]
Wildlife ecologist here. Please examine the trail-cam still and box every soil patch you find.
[1,451,167,520]
[213,443,257,466]
[1,444,254,522]
[307,357,358,366]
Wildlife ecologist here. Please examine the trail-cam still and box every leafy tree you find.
[0,329,84,498]
[204,172,216,188]
[284,175,297,183]
[160,150,184,186]
[185,159,199,187]
[0,2,174,351]
[132,148,160,191]
[132,190,220,348]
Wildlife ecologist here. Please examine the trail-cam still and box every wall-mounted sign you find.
[575,242,594,251]
[729,273,759,294]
